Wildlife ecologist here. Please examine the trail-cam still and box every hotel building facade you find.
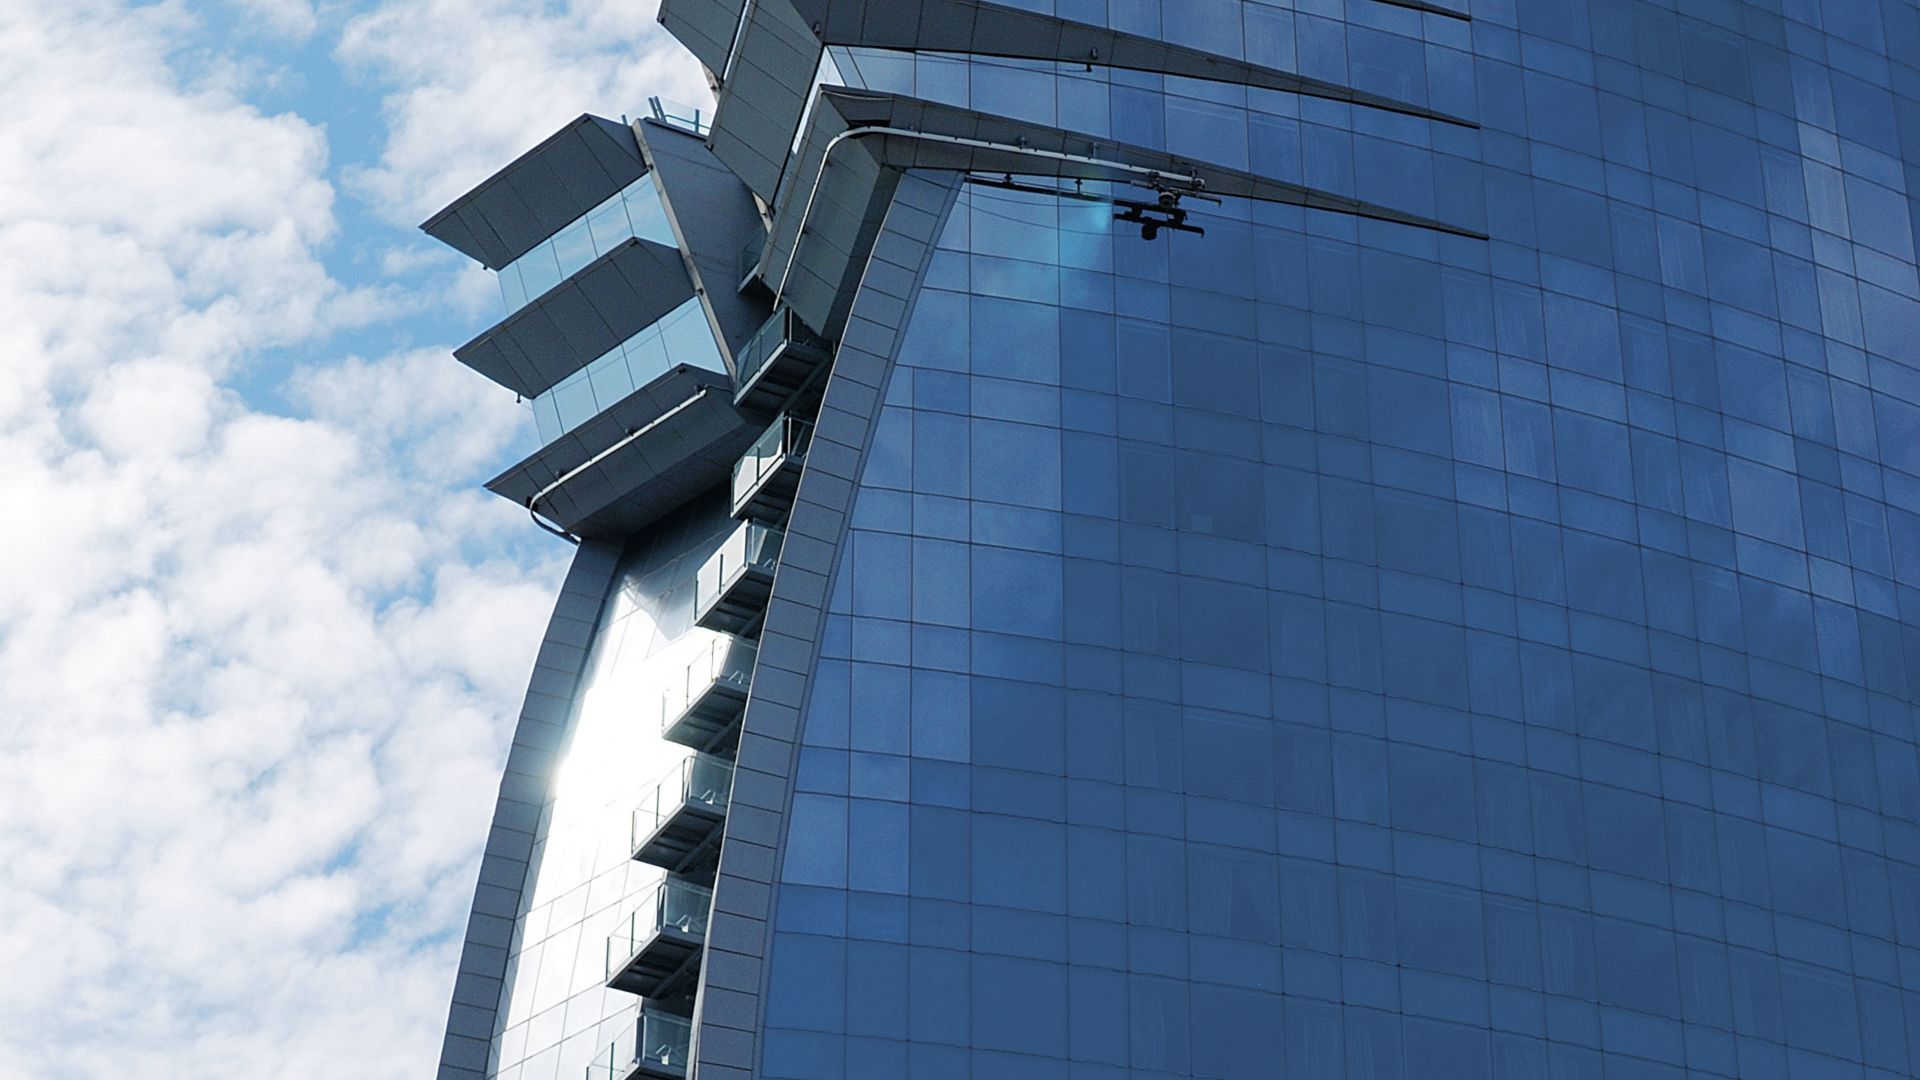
[427,3,1920,1078]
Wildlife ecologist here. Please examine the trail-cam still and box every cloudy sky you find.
[0,2,704,1075]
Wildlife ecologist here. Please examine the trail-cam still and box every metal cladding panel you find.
[760,92,842,274]
[538,284,619,359]
[826,88,1488,237]
[452,238,695,398]
[760,94,882,336]
[501,154,581,235]
[531,123,621,209]
[704,114,784,208]
[811,0,867,41]
[787,170,899,337]
[766,0,1474,126]
[706,0,822,201]
[454,307,557,396]
[760,86,1483,339]
[420,114,646,269]
[657,0,742,75]
[425,206,491,273]
[852,0,918,44]
[574,245,661,314]
[635,119,774,371]
[486,366,760,540]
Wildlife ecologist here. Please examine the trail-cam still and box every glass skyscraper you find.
[427,4,1920,1079]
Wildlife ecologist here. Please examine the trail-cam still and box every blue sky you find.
[0,2,704,1075]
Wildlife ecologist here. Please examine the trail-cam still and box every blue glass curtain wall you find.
[751,1,1920,1073]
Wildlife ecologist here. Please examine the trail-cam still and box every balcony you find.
[586,1007,693,1080]
[693,521,783,636]
[632,754,733,876]
[647,96,710,138]
[732,307,832,413]
[660,635,756,753]
[605,877,711,998]
[731,415,812,522]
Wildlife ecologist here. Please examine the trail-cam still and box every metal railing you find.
[659,635,757,734]
[739,234,765,285]
[605,877,713,980]
[693,522,784,615]
[733,415,813,503]
[648,96,710,137]
[586,1009,694,1079]
[733,307,829,394]
[631,754,735,851]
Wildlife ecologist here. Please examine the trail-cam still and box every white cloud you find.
[0,0,680,1076]
[219,0,320,39]
[338,0,711,224]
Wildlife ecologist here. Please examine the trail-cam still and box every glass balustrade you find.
[586,1008,694,1080]
[630,754,734,871]
[732,415,813,519]
[692,521,784,635]
[733,307,832,411]
[733,308,796,391]
[648,96,711,138]
[609,877,712,960]
[605,877,713,995]
[739,233,764,286]
[658,635,755,751]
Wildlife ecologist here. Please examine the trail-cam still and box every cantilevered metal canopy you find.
[421,114,649,270]
[663,0,1472,90]
[790,0,1476,128]
[663,0,1478,201]
[453,238,697,399]
[488,366,760,541]
[760,87,1487,336]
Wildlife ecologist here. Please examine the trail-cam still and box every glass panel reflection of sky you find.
[530,297,725,445]
[488,495,736,1080]
[497,173,676,314]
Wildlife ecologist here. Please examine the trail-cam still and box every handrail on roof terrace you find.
[648,96,712,137]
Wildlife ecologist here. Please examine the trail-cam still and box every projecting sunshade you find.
[452,237,696,399]
[758,87,1488,337]
[665,0,1476,201]
[421,114,649,270]
[487,365,761,541]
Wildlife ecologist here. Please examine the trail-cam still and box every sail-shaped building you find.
[428,3,1920,1078]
